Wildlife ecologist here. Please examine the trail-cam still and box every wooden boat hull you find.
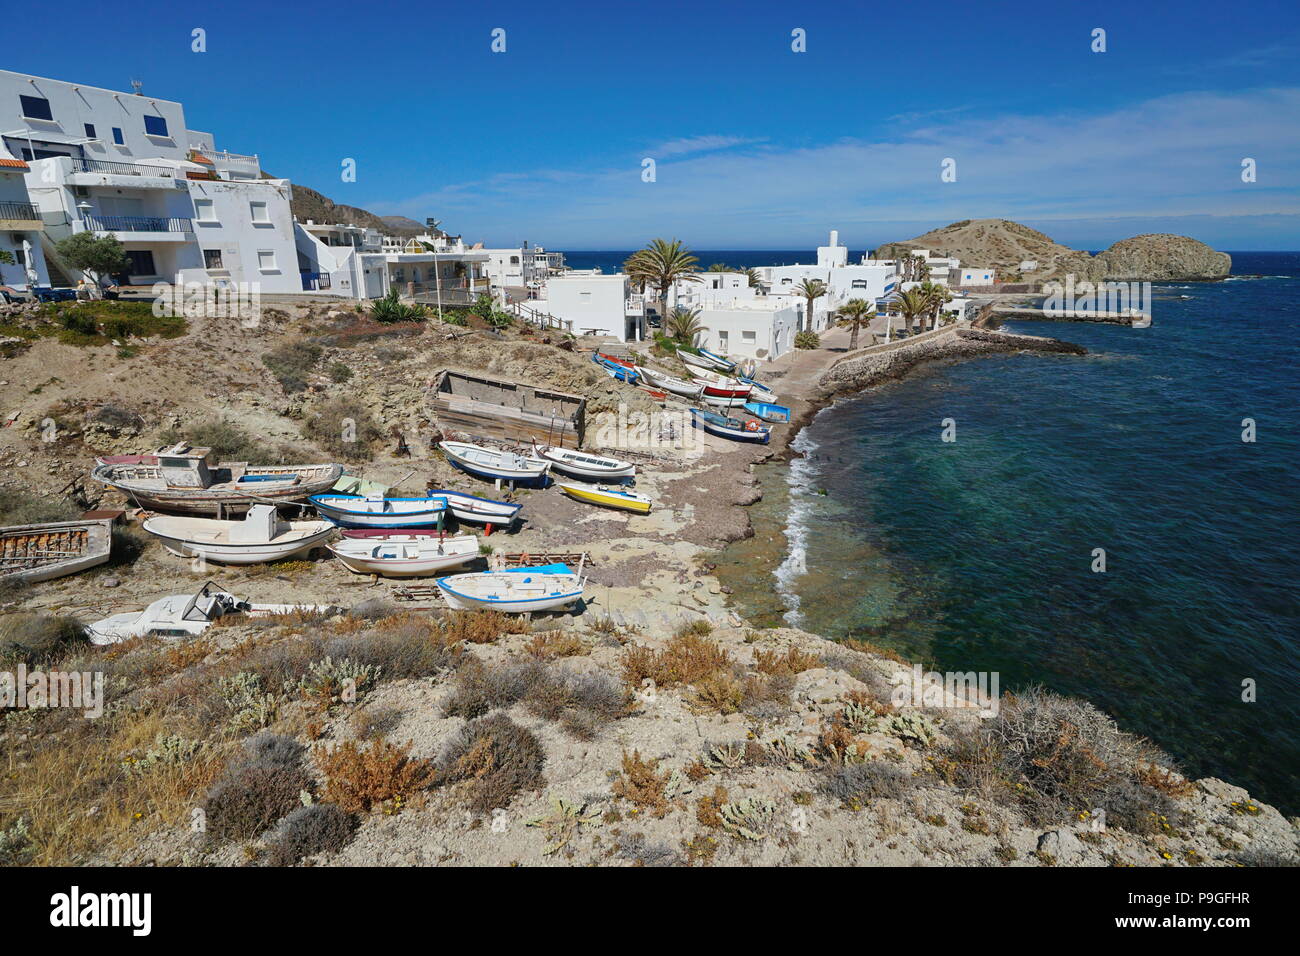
[635,366,705,399]
[90,462,344,516]
[425,489,522,525]
[439,442,551,487]
[555,481,651,514]
[143,519,335,565]
[328,535,480,577]
[691,408,772,444]
[310,494,447,529]
[435,569,584,613]
[534,443,636,480]
[0,519,112,583]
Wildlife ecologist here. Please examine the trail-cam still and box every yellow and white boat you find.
[555,481,652,515]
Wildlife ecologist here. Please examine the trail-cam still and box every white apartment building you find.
[536,273,638,339]
[1,69,299,292]
[756,231,899,330]
[482,243,564,294]
[0,157,47,290]
[694,295,799,362]
[296,227,490,302]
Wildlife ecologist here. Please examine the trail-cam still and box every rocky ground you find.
[1,297,1295,868]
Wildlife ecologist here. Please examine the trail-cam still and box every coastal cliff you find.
[876,218,1231,283]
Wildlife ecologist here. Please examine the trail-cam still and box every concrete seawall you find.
[819,324,1086,397]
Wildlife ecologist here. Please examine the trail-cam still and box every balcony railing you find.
[70,157,175,178]
[83,215,194,234]
[0,200,40,221]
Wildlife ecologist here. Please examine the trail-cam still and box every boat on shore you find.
[679,349,736,373]
[328,534,480,577]
[424,488,522,526]
[690,369,755,400]
[439,441,551,487]
[634,365,705,400]
[592,351,639,384]
[738,376,779,402]
[691,407,772,444]
[91,443,342,516]
[310,493,447,529]
[142,505,335,564]
[555,481,652,514]
[743,401,791,423]
[532,442,636,480]
[1,518,112,583]
[88,581,339,644]
[435,563,586,613]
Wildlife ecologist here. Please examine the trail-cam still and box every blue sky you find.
[12,0,1300,249]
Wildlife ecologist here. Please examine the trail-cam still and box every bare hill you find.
[876,218,1230,282]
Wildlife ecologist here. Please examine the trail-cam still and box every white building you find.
[1,69,305,293]
[694,296,799,362]
[482,243,564,294]
[753,231,899,330]
[535,273,639,339]
[0,157,47,290]
[959,267,996,287]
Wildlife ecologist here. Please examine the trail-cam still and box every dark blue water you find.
[762,253,1299,811]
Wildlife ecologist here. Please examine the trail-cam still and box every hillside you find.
[876,218,1231,282]
[284,183,426,236]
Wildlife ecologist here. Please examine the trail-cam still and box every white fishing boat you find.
[425,488,522,526]
[87,581,338,645]
[91,443,342,516]
[328,534,480,577]
[310,493,447,529]
[691,407,773,444]
[679,349,735,373]
[439,441,551,487]
[634,365,705,400]
[699,391,752,408]
[142,505,335,565]
[435,563,586,613]
[532,442,636,480]
[691,369,770,400]
[1,519,112,583]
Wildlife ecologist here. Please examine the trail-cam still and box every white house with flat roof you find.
[694,296,799,363]
[534,273,638,339]
[0,157,47,290]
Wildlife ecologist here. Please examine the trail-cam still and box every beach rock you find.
[1097,234,1232,281]
[1037,829,1086,863]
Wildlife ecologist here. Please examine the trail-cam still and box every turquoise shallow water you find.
[728,253,1300,812]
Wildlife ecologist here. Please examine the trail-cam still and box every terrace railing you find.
[82,215,194,234]
[0,200,40,221]
[70,157,175,178]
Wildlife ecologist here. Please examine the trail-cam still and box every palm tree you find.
[891,288,929,336]
[743,268,763,290]
[631,238,701,340]
[623,251,653,295]
[917,281,952,330]
[665,306,705,346]
[794,277,827,334]
[836,298,876,350]
[706,262,732,272]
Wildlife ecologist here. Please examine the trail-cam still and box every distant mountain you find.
[875,218,1230,282]
[282,182,427,236]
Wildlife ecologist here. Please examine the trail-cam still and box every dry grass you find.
[620,633,731,688]
[315,739,435,814]
[435,714,546,814]
[440,610,531,645]
[754,645,821,676]
[611,750,672,817]
[525,631,588,660]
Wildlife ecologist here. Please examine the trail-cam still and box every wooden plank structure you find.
[491,551,593,570]
[429,368,586,449]
[0,519,112,583]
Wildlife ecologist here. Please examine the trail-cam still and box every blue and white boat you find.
[690,408,772,444]
[738,376,779,403]
[743,401,791,423]
[435,562,586,613]
[309,493,447,529]
[425,488,523,526]
[592,351,639,384]
[439,441,551,487]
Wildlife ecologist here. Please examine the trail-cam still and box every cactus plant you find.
[720,796,777,841]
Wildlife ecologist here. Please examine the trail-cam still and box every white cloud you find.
[366,88,1300,247]
[650,135,767,157]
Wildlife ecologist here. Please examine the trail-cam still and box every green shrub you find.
[794,330,821,349]
[327,361,353,383]
[158,419,281,463]
[303,398,383,461]
[262,340,322,393]
[264,803,356,866]
[369,289,426,323]
[0,489,80,526]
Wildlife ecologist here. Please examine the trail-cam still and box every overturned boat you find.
[435,563,586,613]
[87,581,338,645]
[91,444,342,516]
[328,533,480,577]
[142,505,335,565]
[1,519,112,583]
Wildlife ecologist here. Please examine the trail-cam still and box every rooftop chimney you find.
[830,229,839,247]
